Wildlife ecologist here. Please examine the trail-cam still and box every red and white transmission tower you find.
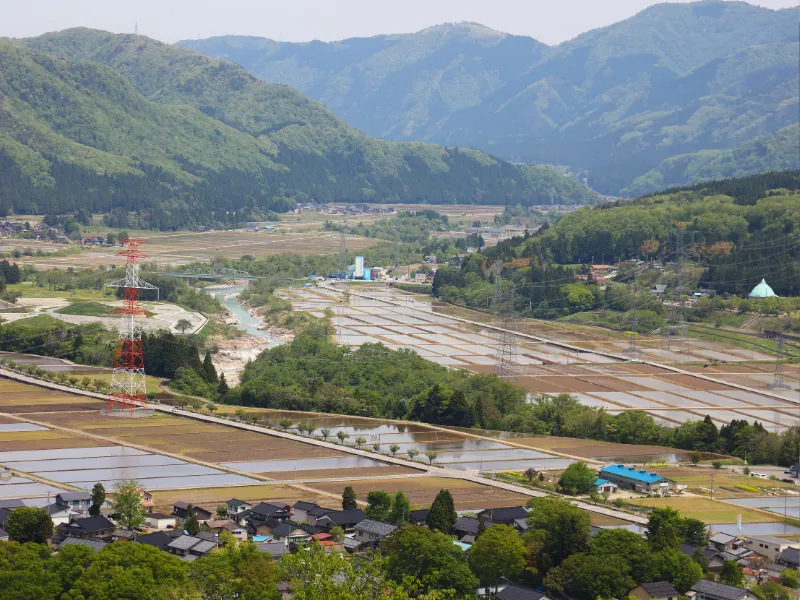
[106,239,158,414]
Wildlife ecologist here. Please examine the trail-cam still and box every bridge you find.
[160,268,309,283]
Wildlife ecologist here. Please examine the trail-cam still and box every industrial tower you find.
[491,262,520,382]
[662,221,691,353]
[106,239,158,415]
[771,333,789,389]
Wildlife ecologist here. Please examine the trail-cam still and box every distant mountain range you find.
[180,1,800,195]
[0,29,597,228]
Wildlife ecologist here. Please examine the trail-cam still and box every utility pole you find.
[339,232,349,305]
[626,313,642,359]
[492,262,520,383]
[771,333,789,389]
[662,222,690,353]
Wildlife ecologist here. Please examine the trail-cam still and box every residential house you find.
[258,542,290,559]
[689,579,754,600]
[513,518,529,533]
[145,512,177,530]
[680,544,727,572]
[205,519,247,541]
[172,501,212,523]
[58,537,107,552]
[742,534,800,562]
[292,501,319,523]
[167,535,217,561]
[271,522,315,547]
[453,516,493,542]
[135,531,173,552]
[314,509,366,533]
[56,492,93,512]
[310,532,343,553]
[409,509,428,526]
[477,506,528,526]
[354,519,398,546]
[598,464,674,494]
[62,515,115,541]
[43,503,72,526]
[651,284,668,295]
[777,547,800,569]
[593,478,619,494]
[113,529,138,542]
[227,498,252,517]
[238,502,292,527]
[709,533,739,553]
[630,581,680,600]
[495,583,549,600]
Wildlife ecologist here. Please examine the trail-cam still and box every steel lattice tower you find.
[662,221,691,353]
[772,333,789,389]
[492,263,520,382]
[106,239,158,414]
[626,314,643,358]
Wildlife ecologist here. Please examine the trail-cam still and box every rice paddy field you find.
[627,496,780,524]
[279,285,800,433]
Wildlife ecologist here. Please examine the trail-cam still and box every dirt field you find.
[151,484,317,513]
[628,496,778,524]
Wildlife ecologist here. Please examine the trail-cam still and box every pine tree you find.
[217,373,229,397]
[203,351,218,383]
[427,489,456,533]
[89,482,105,517]
[342,486,357,510]
[184,504,200,535]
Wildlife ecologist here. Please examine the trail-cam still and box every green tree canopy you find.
[427,489,457,533]
[342,486,358,511]
[467,525,526,593]
[6,508,54,545]
[557,461,596,495]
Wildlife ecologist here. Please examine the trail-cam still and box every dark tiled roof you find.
[308,506,333,517]
[168,535,201,551]
[251,502,290,516]
[57,492,92,502]
[73,515,114,533]
[174,501,190,509]
[147,512,174,520]
[136,531,173,551]
[258,543,289,557]
[271,522,303,537]
[59,537,107,552]
[227,498,249,507]
[317,509,366,527]
[293,501,318,511]
[0,499,25,509]
[778,547,800,566]
[477,506,528,523]
[641,581,680,598]
[44,503,71,516]
[496,583,546,600]
[691,579,750,600]
[355,519,398,538]
[409,509,428,522]
[454,516,493,535]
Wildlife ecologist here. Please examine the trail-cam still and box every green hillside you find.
[181,2,799,195]
[0,30,597,229]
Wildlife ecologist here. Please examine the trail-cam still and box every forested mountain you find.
[0,30,596,229]
[181,1,799,195]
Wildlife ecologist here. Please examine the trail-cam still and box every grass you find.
[195,317,242,342]
[7,282,112,301]
[689,325,800,358]
[655,467,795,497]
[87,373,164,395]
[627,496,778,524]
[56,301,115,317]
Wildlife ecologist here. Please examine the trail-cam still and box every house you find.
[681,544,727,572]
[258,542,290,558]
[495,583,548,600]
[56,492,92,511]
[477,506,527,526]
[689,579,754,600]
[135,531,173,552]
[453,516,493,540]
[652,284,668,295]
[409,509,428,526]
[43,502,73,526]
[113,529,138,542]
[354,519,398,545]
[63,515,115,540]
[227,498,252,516]
[709,532,739,553]
[58,537,107,552]
[593,478,618,494]
[742,534,800,562]
[513,518,529,533]
[309,532,343,553]
[172,502,212,522]
[292,501,319,523]
[777,547,800,569]
[270,522,314,547]
[314,509,366,532]
[240,502,291,526]
[630,581,681,600]
[205,519,248,541]
[145,512,177,530]
[167,535,216,560]
[598,464,674,494]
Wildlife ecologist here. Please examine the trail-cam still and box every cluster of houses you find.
[0,221,72,244]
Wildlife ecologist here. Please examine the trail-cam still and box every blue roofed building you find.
[593,478,618,494]
[598,464,675,494]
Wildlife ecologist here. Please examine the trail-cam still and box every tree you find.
[216,505,228,519]
[330,526,345,543]
[558,461,595,495]
[202,351,218,383]
[337,431,350,444]
[646,507,684,551]
[320,428,331,441]
[424,452,438,465]
[719,560,744,586]
[190,537,281,599]
[427,489,457,533]
[655,548,703,592]
[389,444,400,456]
[780,569,799,588]
[683,518,708,547]
[279,419,294,431]
[89,482,105,517]
[175,318,193,334]
[691,452,701,465]
[342,486,358,511]
[184,504,201,536]
[525,496,591,570]
[388,492,411,526]
[108,479,146,530]
[7,507,54,544]
[544,553,635,600]
[382,526,479,598]
[406,448,419,461]
[589,528,656,583]
[217,373,229,397]
[354,436,367,449]
[468,524,525,594]
[365,491,393,522]
[524,468,537,483]
[372,444,381,453]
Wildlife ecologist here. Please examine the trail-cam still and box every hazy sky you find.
[2,0,796,45]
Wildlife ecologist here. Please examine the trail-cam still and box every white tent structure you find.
[748,279,778,298]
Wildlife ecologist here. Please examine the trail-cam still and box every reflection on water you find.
[222,456,385,473]
[206,286,271,338]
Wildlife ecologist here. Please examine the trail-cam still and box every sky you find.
[1,0,796,45]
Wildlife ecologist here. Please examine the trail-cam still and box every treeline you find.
[323,210,457,245]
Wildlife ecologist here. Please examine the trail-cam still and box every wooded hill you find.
[182,2,799,195]
[0,29,597,229]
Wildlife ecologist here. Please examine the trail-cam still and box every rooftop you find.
[691,579,750,600]
[168,535,202,551]
[600,464,665,484]
[227,498,250,507]
[72,515,114,532]
[745,534,795,546]
[640,581,680,598]
[59,537,107,552]
[57,492,92,501]
[356,519,398,538]
[496,583,547,600]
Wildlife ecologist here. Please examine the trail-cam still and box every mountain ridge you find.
[179,1,799,195]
